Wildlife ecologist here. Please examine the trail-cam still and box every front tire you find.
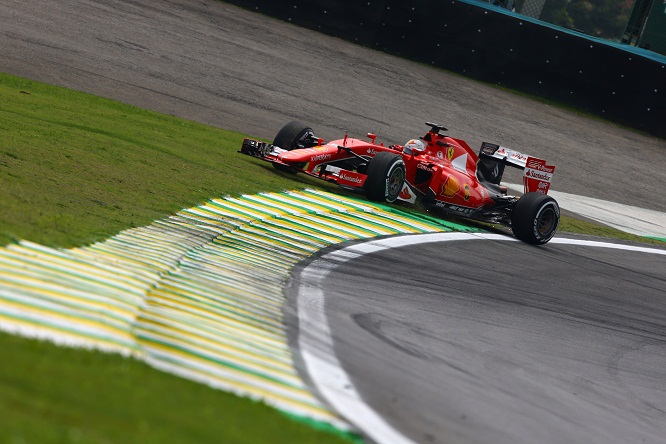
[511,192,560,245]
[365,152,406,203]
[272,121,314,173]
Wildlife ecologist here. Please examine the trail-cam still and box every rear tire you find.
[272,121,314,173]
[365,152,406,203]
[511,192,560,245]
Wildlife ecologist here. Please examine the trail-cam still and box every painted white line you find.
[550,237,666,254]
[296,233,666,444]
[505,183,666,239]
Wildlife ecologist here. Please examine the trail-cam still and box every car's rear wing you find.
[478,142,555,195]
[480,142,529,168]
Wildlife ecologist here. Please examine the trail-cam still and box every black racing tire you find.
[365,152,406,203]
[272,121,313,174]
[511,192,560,245]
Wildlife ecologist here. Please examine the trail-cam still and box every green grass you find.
[0,73,337,248]
[0,331,356,444]
[0,72,356,444]
[0,70,663,444]
[558,215,665,245]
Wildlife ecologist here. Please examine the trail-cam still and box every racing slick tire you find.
[365,152,406,203]
[511,192,560,245]
[272,121,313,174]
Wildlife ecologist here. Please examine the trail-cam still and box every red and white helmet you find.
[403,139,425,155]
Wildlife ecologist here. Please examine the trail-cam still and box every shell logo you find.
[440,175,460,197]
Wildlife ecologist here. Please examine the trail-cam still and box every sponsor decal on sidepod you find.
[440,175,460,197]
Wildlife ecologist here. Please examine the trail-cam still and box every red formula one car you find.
[239,121,560,244]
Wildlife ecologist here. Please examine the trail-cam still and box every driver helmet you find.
[403,138,425,155]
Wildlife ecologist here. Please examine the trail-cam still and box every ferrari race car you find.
[239,121,560,245]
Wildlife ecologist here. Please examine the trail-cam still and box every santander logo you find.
[340,172,363,183]
[527,170,552,180]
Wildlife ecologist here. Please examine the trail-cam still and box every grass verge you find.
[558,214,665,246]
[0,73,340,248]
[0,72,355,443]
[0,331,356,444]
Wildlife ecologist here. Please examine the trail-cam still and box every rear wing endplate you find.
[523,157,555,194]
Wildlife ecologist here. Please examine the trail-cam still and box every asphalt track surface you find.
[2,1,666,443]
[291,234,666,444]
